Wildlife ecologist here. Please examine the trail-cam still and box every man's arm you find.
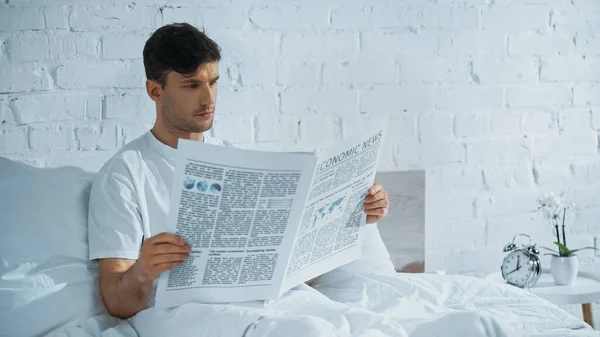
[98,233,190,319]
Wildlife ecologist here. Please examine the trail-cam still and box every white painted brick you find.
[435,85,504,109]
[419,113,453,140]
[542,57,600,82]
[424,250,462,274]
[277,60,321,86]
[162,6,203,28]
[362,33,437,58]
[76,124,118,150]
[298,116,342,148]
[281,86,358,115]
[121,122,153,145]
[391,140,421,170]
[476,191,538,217]
[426,4,480,31]
[71,5,159,31]
[427,191,474,219]
[427,166,484,191]
[534,135,597,158]
[575,32,600,54]
[467,138,530,165]
[102,34,147,59]
[282,34,357,59]
[461,248,517,274]
[574,83,600,107]
[361,85,434,113]
[0,65,51,92]
[8,31,49,61]
[428,218,486,251]
[217,88,278,116]
[49,151,116,173]
[523,110,558,134]
[10,94,102,125]
[49,34,101,60]
[532,160,574,188]
[249,5,328,30]
[254,115,298,142]
[575,187,600,210]
[592,109,600,130]
[204,6,247,30]
[29,126,75,151]
[559,109,592,134]
[56,61,145,89]
[438,31,507,56]
[401,57,470,83]
[421,141,465,165]
[483,163,535,190]
[344,115,416,141]
[482,5,549,31]
[208,31,277,62]
[44,6,68,29]
[331,4,406,30]
[552,6,600,32]
[455,114,490,137]
[0,7,45,31]
[507,83,572,108]
[572,209,600,234]
[323,59,397,85]
[473,57,538,82]
[238,61,277,86]
[0,129,28,153]
[491,111,522,136]
[212,115,253,144]
[104,93,155,122]
[509,32,572,56]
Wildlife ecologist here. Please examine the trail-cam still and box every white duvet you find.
[47,268,598,337]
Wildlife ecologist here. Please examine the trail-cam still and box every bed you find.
[1,156,598,337]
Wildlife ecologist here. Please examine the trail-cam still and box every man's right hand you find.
[134,232,191,282]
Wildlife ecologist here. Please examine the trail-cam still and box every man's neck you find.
[151,125,204,149]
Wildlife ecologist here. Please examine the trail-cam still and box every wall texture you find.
[1,0,599,323]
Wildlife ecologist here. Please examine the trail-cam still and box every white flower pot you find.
[550,255,579,286]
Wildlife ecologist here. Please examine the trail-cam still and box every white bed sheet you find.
[46,270,599,337]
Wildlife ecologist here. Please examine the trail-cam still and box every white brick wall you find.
[1,0,600,325]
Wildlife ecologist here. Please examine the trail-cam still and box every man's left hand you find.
[364,184,389,224]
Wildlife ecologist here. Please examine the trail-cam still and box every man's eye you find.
[186,84,198,89]
[210,81,218,87]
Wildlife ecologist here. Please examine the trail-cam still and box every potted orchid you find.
[537,193,598,285]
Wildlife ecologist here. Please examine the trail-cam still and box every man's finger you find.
[365,207,387,217]
[147,232,188,246]
[153,253,190,265]
[364,199,388,210]
[155,261,185,273]
[154,243,191,255]
[368,184,384,195]
[365,190,387,203]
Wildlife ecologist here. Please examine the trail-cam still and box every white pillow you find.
[0,157,107,337]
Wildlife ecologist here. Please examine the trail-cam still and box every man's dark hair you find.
[143,23,221,87]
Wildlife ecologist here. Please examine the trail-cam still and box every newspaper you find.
[153,121,386,308]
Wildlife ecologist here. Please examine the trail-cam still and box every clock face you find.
[501,250,532,287]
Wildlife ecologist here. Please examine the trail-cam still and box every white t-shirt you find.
[88,130,395,283]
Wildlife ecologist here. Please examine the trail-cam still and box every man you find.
[88,23,391,319]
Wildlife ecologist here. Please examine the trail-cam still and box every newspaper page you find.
[154,140,316,308]
[281,122,386,292]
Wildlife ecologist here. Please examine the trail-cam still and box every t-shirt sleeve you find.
[88,160,143,261]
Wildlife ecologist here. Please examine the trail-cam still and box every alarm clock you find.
[500,234,542,288]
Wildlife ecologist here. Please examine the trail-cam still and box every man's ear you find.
[145,80,162,102]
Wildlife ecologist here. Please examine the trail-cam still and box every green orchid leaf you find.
[540,246,558,253]
[569,247,599,254]
[553,242,571,255]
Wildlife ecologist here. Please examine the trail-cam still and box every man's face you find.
[159,62,219,134]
